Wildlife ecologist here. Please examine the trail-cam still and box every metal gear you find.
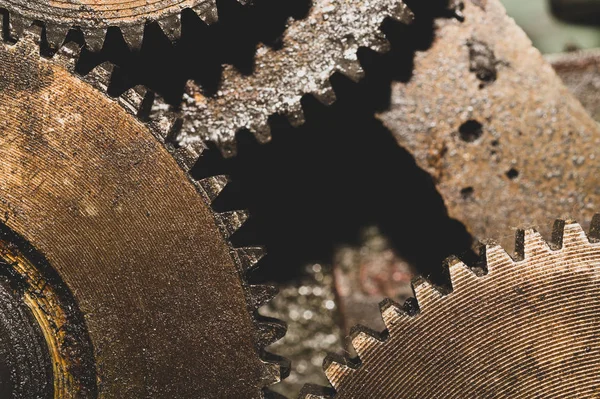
[0,27,285,398]
[301,216,600,398]
[0,0,232,51]
[173,0,414,157]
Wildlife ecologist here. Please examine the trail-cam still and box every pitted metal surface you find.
[377,0,600,251]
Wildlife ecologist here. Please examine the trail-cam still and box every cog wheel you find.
[0,27,285,398]
[301,216,600,398]
[0,0,235,51]
[173,0,414,156]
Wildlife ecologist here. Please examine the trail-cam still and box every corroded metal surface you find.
[175,0,413,156]
[304,217,600,398]
[549,49,600,122]
[0,30,284,398]
[0,0,227,50]
[377,0,600,251]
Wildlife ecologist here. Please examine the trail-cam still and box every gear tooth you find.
[172,144,200,171]
[44,24,70,50]
[248,124,272,145]
[157,14,182,42]
[349,326,384,358]
[590,214,600,242]
[561,220,589,250]
[312,81,337,105]
[20,24,43,46]
[323,354,355,389]
[193,4,219,24]
[412,276,442,310]
[484,241,514,273]
[83,29,106,52]
[55,41,82,71]
[285,106,306,128]
[516,228,552,260]
[379,298,408,332]
[119,86,154,120]
[197,175,229,202]
[446,255,476,288]
[215,210,249,238]
[218,139,238,158]
[248,285,278,310]
[256,317,287,347]
[298,384,336,399]
[261,352,290,386]
[121,24,145,50]
[85,61,114,91]
[7,14,31,40]
[234,247,266,274]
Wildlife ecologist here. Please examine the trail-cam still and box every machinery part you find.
[550,0,600,26]
[547,49,600,122]
[0,27,286,398]
[377,0,600,252]
[0,0,232,51]
[302,216,600,398]
[174,0,414,157]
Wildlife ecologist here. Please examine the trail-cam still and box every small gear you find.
[0,27,285,398]
[0,0,236,51]
[173,0,414,156]
[301,216,600,398]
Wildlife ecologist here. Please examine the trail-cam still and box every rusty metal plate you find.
[377,0,600,252]
[0,31,283,398]
[312,218,600,398]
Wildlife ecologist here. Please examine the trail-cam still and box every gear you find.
[0,27,285,398]
[301,216,600,398]
[0,0,233,51]
[173,0,414,156]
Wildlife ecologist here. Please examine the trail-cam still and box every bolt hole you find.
[506,168,519,180]
[460,187,474,200]
[458,120,483,142]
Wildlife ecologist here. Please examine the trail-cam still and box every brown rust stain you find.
[378,0,600,251]
[0,40,267,397]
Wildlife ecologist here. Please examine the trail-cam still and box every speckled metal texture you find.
[304,217,600,398]
[377,0,600,252]
[548,49,600,122]
[0,0,229,50]
[0,29,284,398]
[175,0,413,156]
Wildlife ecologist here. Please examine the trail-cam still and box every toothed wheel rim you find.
[304,217,600,398]
[0,28,285,398]
[0,0,225,50]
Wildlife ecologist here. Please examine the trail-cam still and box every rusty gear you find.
[0,0,231,51]
[0,27,285,398]
[301,216,600,398]
[173,0,414,156]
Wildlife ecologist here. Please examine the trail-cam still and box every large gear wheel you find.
[0,0,231,51]
[301,216,600,398]
[0,27,285,398]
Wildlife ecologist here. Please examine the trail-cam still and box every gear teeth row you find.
[302,216,600,398]
[7,26,288,392]
[0,2,230,52]
[176,0,415,157]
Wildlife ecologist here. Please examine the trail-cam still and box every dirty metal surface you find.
[308,218,600,398]
[0,0,225,50]
[0,31,284,398]
[549,49,600,122]
[377,0,600,252]
[175,0,413,156]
